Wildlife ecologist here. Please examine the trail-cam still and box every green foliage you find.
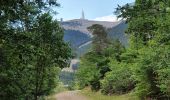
[76,22,131,95]
[88,24,109,54]
[78,1,170,99]
[76,24,112,91]
[101,61,135,95]
[117,0,170,99]
[76,38,129,93]
[134,46,170,99]
[76,52,101,90]
[0,0,71,100]
[99,40,134,95]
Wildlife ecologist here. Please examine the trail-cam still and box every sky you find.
[55,0,135,22]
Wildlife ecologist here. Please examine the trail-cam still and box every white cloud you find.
[94,15,121,22]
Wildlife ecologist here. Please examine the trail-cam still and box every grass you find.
[80,88,140,100]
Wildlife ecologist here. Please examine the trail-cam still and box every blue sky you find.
[55,0,135,21]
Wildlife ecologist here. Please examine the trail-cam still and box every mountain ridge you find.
[62,19,121,35]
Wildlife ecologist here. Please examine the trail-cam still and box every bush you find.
[101,61,135,95]
[134,47,170,99]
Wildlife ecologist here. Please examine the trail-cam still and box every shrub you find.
[101,61,135,95]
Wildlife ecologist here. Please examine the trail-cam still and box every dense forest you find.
[1,0,170,100]
[76,0,170,100]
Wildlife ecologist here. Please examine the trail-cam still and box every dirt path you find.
[53,90,88,100]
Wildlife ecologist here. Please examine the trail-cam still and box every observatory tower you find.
[81,10,85,19]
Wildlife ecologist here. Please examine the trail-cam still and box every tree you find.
[77,22,129,92]
[76,52,101,90]
[116,0,170,99]
[88,24,109,54]
[0,1,71,99]
[76,24,111,91]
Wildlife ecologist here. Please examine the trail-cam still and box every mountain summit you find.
[62,19,120,36]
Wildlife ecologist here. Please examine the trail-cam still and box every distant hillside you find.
[108,21,128,46]
[62,19,128,57]
[63,30,91,47]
